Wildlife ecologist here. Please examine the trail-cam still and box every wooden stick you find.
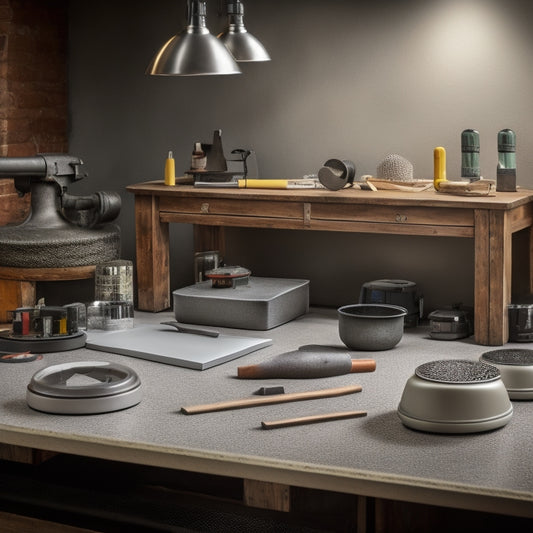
[261,410,367,430]
[180,385,362,415]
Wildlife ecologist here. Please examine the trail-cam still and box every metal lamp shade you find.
[218,1,270,62]
[147,0,241,76]
[218,29,270,62]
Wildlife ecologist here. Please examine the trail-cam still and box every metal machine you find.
[0,154,121,268]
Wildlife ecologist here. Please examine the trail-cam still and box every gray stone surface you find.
[1,308,532,515]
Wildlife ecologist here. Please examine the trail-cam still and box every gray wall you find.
[67,0,533,311]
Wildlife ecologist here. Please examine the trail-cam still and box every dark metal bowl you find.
[338,304,407,351]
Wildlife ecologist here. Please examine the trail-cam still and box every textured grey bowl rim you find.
[338,303,408,319]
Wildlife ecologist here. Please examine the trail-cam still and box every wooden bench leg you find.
[0,443,56,464]
[243,479,291,512]
[0,279,35,323]
[193,225,225,256]
[529,226,533,295]
[474,209,511,345]
[135,194,170,311]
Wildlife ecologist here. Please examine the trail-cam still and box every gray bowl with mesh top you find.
[480,349,533,400]
[398,359,513,434]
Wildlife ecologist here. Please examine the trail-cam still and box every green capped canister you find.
[461,129,480,180]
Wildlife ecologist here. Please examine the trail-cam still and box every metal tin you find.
[27,361,142,414]
[86,301,134,331]
[95,259,134,302]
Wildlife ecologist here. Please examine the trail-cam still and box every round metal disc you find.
[481,349,533,366]
[0,331,86,353]
[26,361,142,414]
[415,359,500,384]
[28,361,140,398]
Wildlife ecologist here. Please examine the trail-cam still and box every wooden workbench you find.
[126,182,533,345]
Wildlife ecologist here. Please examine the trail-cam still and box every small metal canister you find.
[318,159,356,190]
[95,260,134,302]
[194,251,220,283]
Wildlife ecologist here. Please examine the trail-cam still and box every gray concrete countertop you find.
[1,308,532,517]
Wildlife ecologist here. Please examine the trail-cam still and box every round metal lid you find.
[481,349,533,367]
[26,361,142,414]
[205,266,251,279]
[415,359,500,384]
[362,279,417,291]
[27,361,141,398]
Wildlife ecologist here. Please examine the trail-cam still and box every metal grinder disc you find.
[481,348,533,366]
[415,359,500,384]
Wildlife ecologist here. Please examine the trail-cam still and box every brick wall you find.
[0,0,68,321]
[0,0,68,224]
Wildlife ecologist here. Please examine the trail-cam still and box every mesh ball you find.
[376,154,414,181]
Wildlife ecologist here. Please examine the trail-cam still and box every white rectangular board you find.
[86,325,272,370]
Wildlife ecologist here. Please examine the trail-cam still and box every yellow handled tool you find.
[238,179,319,189]
[433,146,447,191]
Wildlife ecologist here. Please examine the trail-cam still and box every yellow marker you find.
[164,150,175,186]
[433,146,447,191]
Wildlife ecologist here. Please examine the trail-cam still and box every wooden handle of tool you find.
[261,410,367,430]
[351,359,376,373]
[237,365,263,378]
[181,384,362,415]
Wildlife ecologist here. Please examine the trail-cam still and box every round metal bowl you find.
[338,304,407,351]
[398,359,513,434]
[480,349,533,400]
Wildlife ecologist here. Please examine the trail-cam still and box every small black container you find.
[509,303,533,342]
[428,307,473,340]
[318,159,356,190]
[359,279,422,327]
